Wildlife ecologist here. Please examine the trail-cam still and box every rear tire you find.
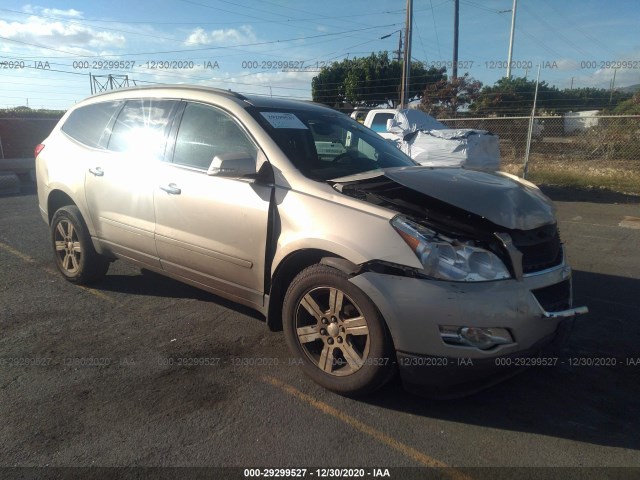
[51,205,109,284]
[283,264,395,396]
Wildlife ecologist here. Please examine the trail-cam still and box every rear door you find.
[153,101,272,307]
[84,99,179,266]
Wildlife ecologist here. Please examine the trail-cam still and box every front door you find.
[153,102,271,307]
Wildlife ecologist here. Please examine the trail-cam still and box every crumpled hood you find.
[377,167,556,230]
[384,167,555,230]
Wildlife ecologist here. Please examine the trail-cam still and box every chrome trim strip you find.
[541,306,589,319]
[494,232,523,281]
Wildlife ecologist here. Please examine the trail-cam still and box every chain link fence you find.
[438,115,640,195]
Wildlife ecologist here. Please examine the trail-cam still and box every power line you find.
[0,23,401,59]
[539,0,617,56]
[0,8,188,44]
[0,7,403,26]
[428,0,442,60]
[519,3,591,58]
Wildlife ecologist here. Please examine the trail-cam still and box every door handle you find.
[89,167,104,177]
[160,183,181,195]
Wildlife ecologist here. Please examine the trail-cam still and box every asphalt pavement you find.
[1,182,639,478]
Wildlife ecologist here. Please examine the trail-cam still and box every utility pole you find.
[396,31,403,63]
[523,64,541,179]
[400,0,413,108]
[609,68,617,103]
[506,0,517,79]
[452,0,459,79]
[380,30,403,63]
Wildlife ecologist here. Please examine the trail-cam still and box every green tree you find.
[312,52,445,108]
[419,73,482,117]
[471,77,632,116]
[471,76,562,116]
[612,92,640,115]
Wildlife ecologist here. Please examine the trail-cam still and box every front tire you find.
[283,264,395,396]
[51,205,109,284]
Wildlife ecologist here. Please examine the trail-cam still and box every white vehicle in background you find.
[359,108,501,171]
[349,110,368,124]
[361,109,398,139]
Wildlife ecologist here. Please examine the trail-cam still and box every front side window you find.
[172,102,258,170]
[61,101,123,149]
[249,107,416,181]
[108,99,178,160]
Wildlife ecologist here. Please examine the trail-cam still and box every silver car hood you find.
[336,167,556,230]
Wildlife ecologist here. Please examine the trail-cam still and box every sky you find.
[0,0,639,110]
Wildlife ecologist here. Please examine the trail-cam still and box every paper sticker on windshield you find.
[260,112,308,129]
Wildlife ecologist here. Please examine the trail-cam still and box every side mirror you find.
[206,152,256,177]
[386,118,402,134]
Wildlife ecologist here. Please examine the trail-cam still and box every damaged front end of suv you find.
[334,167,588,397]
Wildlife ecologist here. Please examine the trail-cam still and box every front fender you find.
[270,189,423,277]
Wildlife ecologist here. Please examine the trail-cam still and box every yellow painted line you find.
[619,216,640,230]
[0,241,36,263]
[77,285,117,304]
[262,375,472,480]
[1,241,116,304]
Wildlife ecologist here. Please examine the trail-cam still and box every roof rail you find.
[89,84,248,101]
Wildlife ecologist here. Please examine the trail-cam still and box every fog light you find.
[439,326,514,350]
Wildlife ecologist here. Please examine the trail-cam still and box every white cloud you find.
[23,5,83,18]
[184,25,257,46]
[0,17,126,52]
[554,59,580,71]
[185,28,208,46]
[567,67,639,90]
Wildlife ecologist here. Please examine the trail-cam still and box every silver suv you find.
[36,86,587,397]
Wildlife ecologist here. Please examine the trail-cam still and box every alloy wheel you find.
[54,220,82,274]
[294,286,370,376]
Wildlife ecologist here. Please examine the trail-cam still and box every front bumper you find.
[396,326,568,398]
[349,262,587,396]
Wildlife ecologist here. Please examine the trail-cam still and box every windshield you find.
[248,107,416,181]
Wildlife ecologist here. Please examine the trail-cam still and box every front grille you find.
[532,280,571,312]
[510,224,562,273]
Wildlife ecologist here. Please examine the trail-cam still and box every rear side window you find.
[172,102,257,170]
[61,101,123,149]
[108,99,178,160]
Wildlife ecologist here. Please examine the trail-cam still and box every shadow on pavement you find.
[366,270,640,451]
[96,268,264,321]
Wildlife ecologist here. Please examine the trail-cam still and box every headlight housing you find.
[391,215,511,282]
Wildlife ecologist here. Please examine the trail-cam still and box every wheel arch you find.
[47,189,76,225]
[47,187,97,237]
[266,249,360,332]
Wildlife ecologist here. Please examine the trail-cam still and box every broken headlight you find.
[391,215,511,282]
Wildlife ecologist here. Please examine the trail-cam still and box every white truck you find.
[361,109,398,139]
[356,108,501,170]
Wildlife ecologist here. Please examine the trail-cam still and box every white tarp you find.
[564,110,599,133]
[386,109,447,134]
[386,109,500,170]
